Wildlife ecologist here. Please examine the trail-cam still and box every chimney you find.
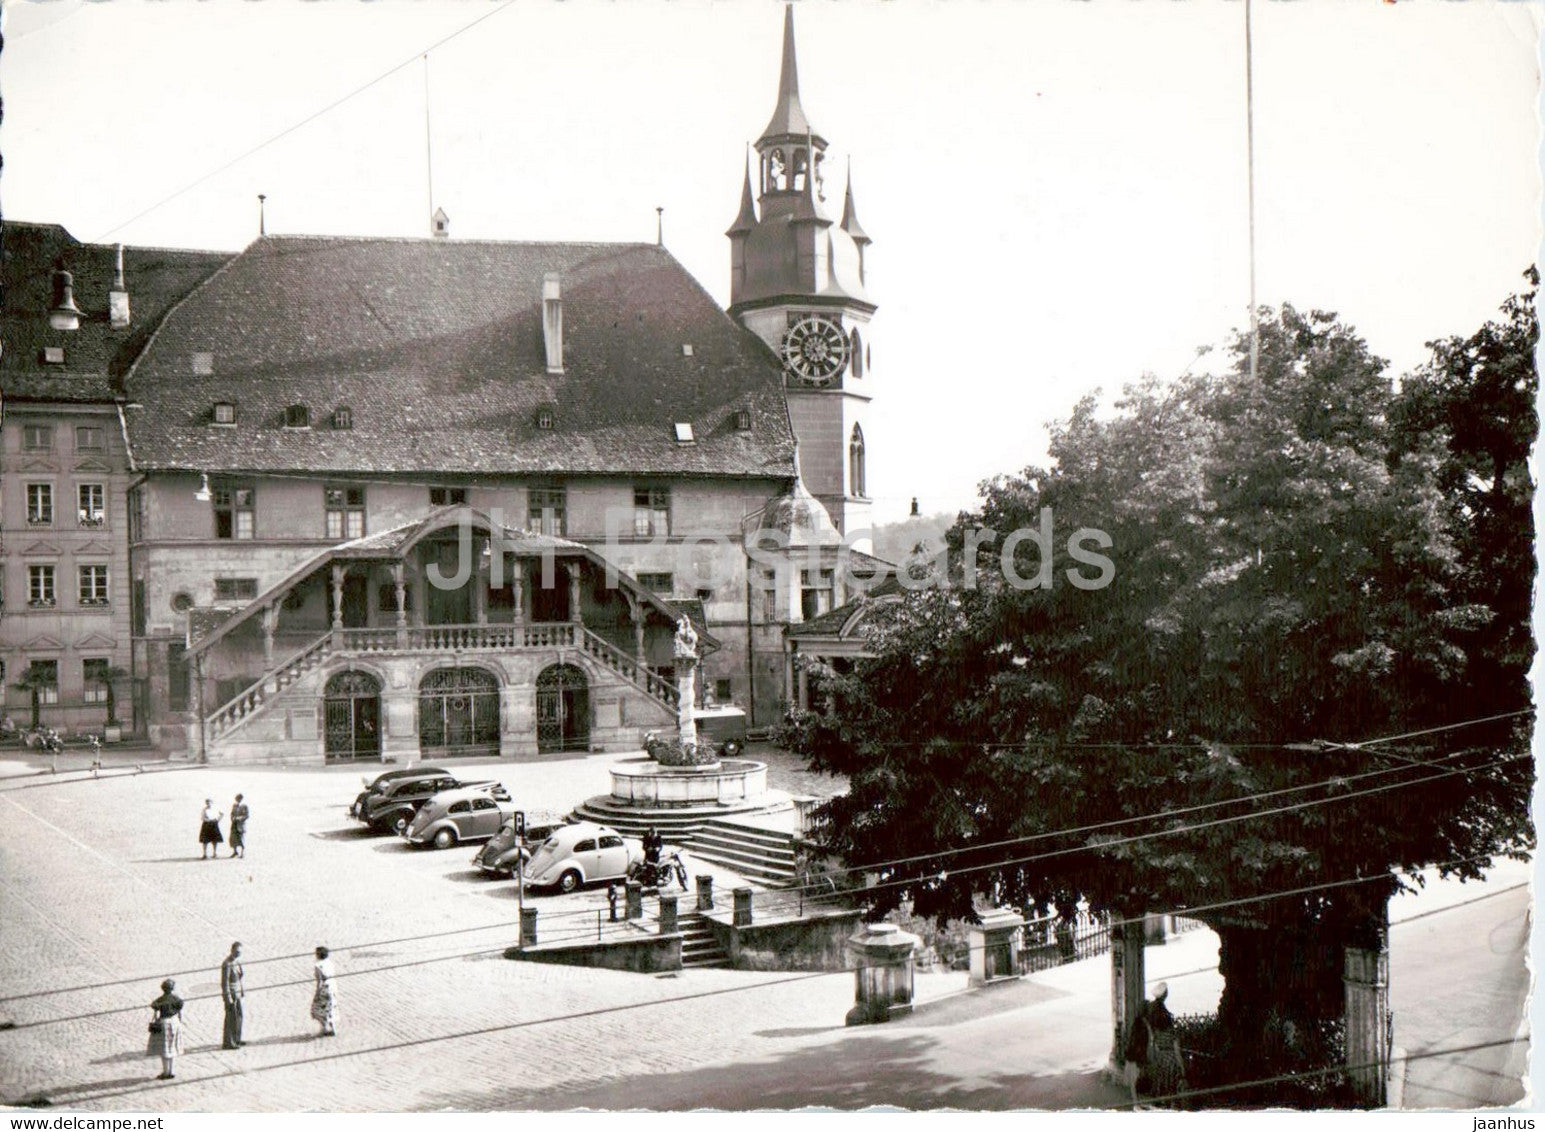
[49,270,82,331]
[432,207,450,239]
[910,497,921,518]
[542,274,563,374]
[108,244,131,329]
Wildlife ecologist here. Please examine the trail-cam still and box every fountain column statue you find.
[674,616,699,748]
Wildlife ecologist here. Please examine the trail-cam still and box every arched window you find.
[850,329,864,378]
[849,424,866,499]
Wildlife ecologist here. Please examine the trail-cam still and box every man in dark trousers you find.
[220,941,245,1049]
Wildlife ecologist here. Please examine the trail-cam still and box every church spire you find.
[759,5,822,146]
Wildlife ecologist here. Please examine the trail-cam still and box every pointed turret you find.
[840,168,870,247]
[726,152,758,237]
[759,6,824,147]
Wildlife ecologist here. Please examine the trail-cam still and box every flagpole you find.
[1245,0,1260,383]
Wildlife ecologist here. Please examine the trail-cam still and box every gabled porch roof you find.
[188,505,716,655]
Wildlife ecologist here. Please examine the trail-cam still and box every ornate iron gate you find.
[535,664,589,754]
[418,666,500,758]
[323,670,381,761]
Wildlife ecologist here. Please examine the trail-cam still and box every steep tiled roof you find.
[0,220,232,402]
[123,235,798,478]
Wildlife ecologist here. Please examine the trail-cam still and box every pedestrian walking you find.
[198,798,224,859]
[228,794,249,858]
[147,978,184,1079]
[1124,981,1187,1108]
[220,941,245,1049]
[310,946,338,1037]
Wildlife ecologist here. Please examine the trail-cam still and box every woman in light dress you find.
[310,946,338,1037]
[147,977,184,1079]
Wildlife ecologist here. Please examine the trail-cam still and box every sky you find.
[3,0,1539,523]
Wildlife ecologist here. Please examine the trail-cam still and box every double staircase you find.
[205,621,679,747]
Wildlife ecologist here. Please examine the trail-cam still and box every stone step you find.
[697,819,799,853]
[691,829,797,862]
[680,916,728,969]
[688,841,797,880]
[688,848,795,885]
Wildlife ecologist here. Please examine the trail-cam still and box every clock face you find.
[782,316,850,386]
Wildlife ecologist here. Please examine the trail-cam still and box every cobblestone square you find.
[0,752,883,1112]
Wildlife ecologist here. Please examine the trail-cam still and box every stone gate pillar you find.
[845,922,920,1026]
[968,907,1024,986]
[1108,912,1147,1076]
[1344,934,1391,1107]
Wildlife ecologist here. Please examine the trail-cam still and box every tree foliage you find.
[780,296,1535,1038]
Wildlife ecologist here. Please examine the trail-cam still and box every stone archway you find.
[323,670,382,761]
[418,666,500,758]
[536,663,590,754]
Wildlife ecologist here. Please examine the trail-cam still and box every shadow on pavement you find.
[371,841,417,854]
[441,869,498,884]
[309,828,378,841]
[422,1032,1129,1111]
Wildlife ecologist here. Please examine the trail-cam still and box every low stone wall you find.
[702,907,863,971]
[504,933,682,974]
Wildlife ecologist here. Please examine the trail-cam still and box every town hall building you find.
[0,6,885,762]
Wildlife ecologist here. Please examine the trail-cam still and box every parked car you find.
[522,822,644,893]
[357,771,499,834]
[349,766,450,819]
[472,815,564,875]
[404,785,517,849]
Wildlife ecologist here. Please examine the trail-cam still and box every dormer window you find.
[333,407,353,430]
[734,409,753,432]
[674,422,695,445]
[212,402,237,426]
[535,408,555,431]
[682,344,694,357]
[40,347,65,365]
[284,404,310,429]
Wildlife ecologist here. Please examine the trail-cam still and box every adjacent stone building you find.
[0,223,230,736]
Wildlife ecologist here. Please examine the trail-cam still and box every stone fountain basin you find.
[609,757,767,806]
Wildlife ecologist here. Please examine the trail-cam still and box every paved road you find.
[1391,879,1531,1109]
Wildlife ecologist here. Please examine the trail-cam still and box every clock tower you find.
[728,5,876,543]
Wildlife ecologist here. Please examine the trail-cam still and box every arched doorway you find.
[419,667,500,758]
[323,670,381,761]
[536,664,589,754]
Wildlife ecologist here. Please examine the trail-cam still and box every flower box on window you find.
[78,513,106,527]
[27,598,56,608]
[26,516,52,526]
[80,597,110,607]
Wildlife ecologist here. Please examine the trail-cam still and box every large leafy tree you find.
[783,301,1534,1057]
[1393,268,1539,719]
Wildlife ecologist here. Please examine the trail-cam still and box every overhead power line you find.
[92,1,518,242]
